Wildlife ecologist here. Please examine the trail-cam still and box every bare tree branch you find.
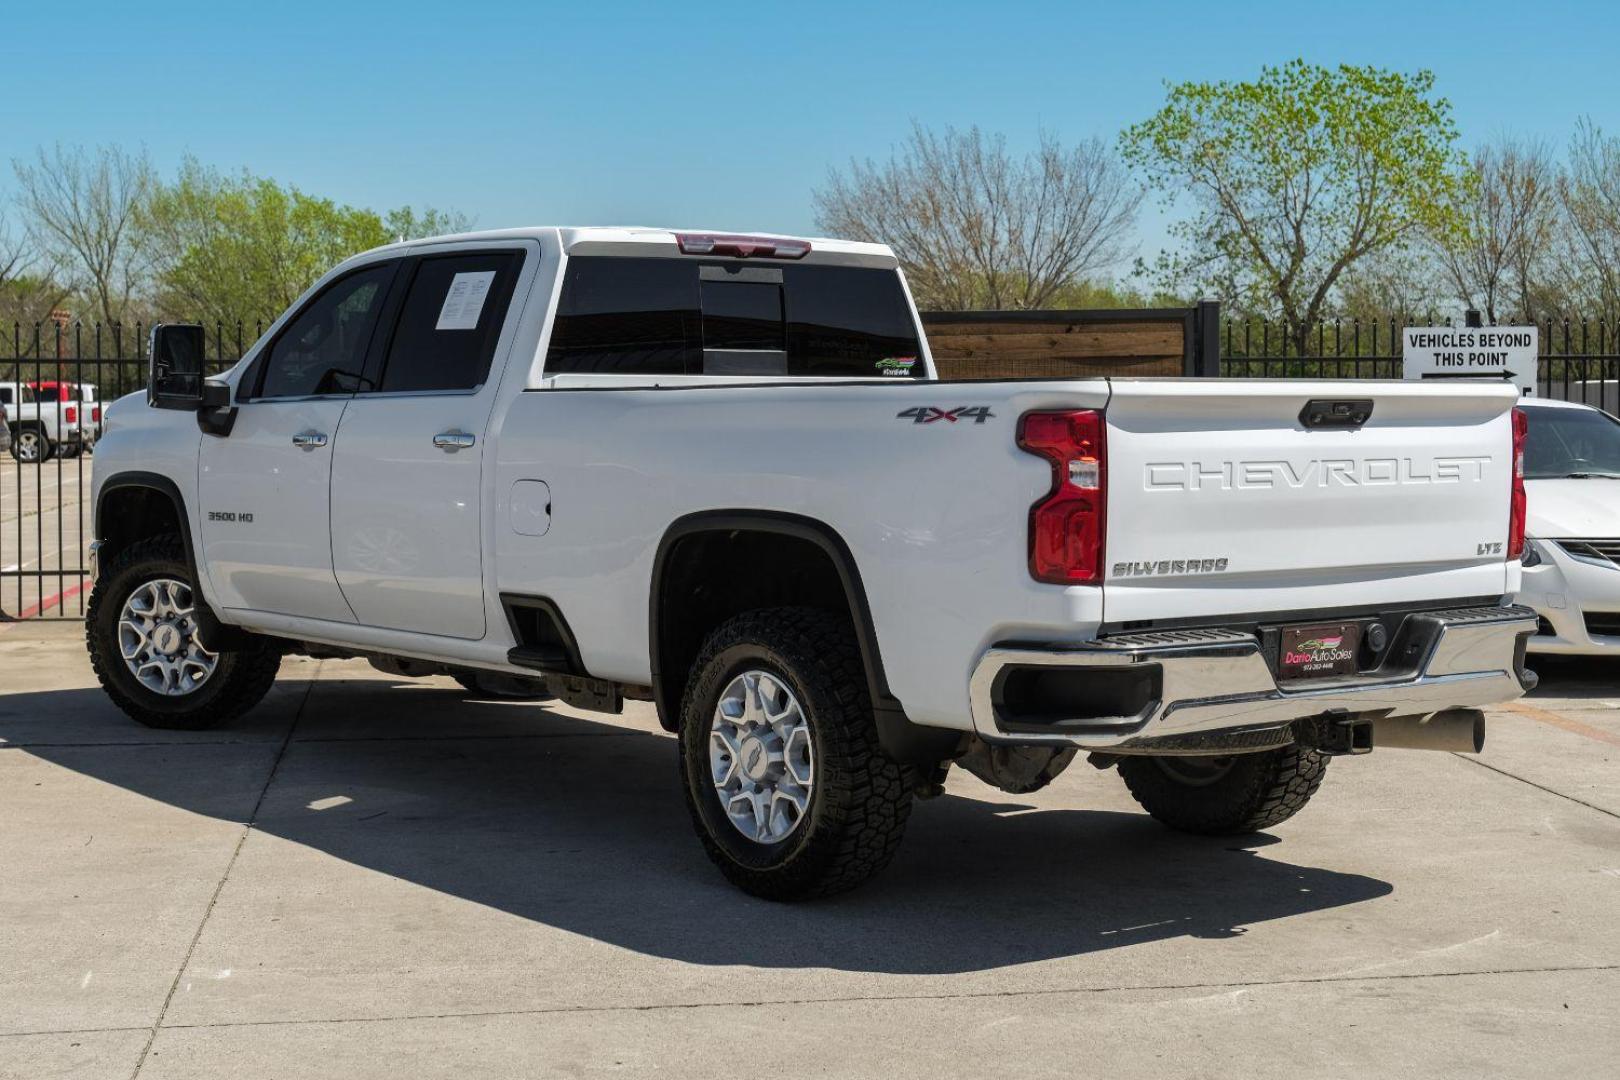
[813,124,1141,310]
[12,143,154,328]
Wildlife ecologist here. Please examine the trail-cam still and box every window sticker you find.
[435,270,498,331]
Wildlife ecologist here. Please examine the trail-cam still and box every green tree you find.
[1121,60,1469,354]
[137,160,472,328]
[384,205,473,242]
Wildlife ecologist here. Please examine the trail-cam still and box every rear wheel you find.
[678,607,911,900]
[86,535,281,730]
[1117,744,1329,835]
[10,426,51,463]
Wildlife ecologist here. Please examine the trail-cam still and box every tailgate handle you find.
[1300,399,1373,429]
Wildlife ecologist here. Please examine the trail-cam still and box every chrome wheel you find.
[118,578,217,696]
[708,669,814,844]
[14,430,42,462]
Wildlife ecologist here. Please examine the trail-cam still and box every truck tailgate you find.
[1102,379,1519,625]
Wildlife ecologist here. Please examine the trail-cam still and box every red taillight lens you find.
[91,406,101,422]
[674,232,811,259]
[1508,406,1527,559]
[64,405,77,424]
[1018,409,1106,584]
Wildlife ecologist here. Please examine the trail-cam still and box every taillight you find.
[64,405,77,425]
[1508,406,1527,559]
[674,232,811,259]
[1017,409,1106,584]
[91,406,101,422]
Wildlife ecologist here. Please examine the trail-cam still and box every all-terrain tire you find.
[1117,744,1329,835]
[86,534,281,730]
[678,607,912,900]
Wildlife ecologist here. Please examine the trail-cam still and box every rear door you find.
[1101,379,1519,625]
[328,243,534,639]
[198,261,397,621]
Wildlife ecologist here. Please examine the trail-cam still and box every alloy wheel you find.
[117,578,218,696]
[708,669,815,844]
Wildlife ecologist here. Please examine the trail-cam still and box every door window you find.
[256,264,396,399]
[371,251,525,393]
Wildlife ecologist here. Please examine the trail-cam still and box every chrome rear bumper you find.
[968,604,1538,750]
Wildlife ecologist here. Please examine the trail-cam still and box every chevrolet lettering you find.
[1145,455,1491,491]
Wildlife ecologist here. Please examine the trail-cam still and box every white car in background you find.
[1517,398,1620,654]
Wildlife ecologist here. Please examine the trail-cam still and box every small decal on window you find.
[436,270,497,331]
[876,356,917,376]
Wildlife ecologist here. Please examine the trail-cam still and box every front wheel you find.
[678,607,912,900]
[86,535,281,729]
[1117,744,1329,835]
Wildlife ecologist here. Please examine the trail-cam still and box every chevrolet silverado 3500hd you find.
[86,227,1537,898]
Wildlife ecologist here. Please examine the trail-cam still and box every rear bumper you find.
[968,604,1538,750]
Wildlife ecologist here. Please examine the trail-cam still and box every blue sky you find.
[4,0,1618,272]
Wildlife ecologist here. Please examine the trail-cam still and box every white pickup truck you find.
[1,380,88,462]
[86,226,1538,898]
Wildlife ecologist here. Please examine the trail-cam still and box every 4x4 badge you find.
[897,406,994,425]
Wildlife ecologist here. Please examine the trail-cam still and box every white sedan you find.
[1517,398,1620,655]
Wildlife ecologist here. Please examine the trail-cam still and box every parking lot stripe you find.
[1503,700,1620,749]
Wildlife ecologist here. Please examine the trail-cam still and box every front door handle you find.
[433,431,476,452]
[292,430,329,451]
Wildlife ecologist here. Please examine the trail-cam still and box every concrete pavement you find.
[2,622,1617,1078]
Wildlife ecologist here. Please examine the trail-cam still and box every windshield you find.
[1522,406,1620,479]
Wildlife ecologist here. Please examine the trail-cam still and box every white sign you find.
[435,271,497,331]
[1402,325,1538,397]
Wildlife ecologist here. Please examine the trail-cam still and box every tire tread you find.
[1118,743,1329,835]
[86,534,280,730]
[679,607,911,899]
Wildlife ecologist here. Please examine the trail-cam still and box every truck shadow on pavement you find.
[1,676,1394,975]
[1524,655,1620,700]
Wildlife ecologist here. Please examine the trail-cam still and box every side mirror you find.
[148,323,208,409]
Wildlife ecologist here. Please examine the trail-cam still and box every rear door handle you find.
[292,430,329,450]
[433,431,476,452]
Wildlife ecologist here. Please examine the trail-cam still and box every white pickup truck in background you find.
[84,226,1537,898]
[1,379,89,462]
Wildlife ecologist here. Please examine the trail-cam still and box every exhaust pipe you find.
[1371,708,1485,753]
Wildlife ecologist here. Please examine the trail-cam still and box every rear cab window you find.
[544,256,924,379]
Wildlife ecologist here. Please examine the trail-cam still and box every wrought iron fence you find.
[8,312,1620,621]
[1218,316,1620,412]
[1,321,254,621]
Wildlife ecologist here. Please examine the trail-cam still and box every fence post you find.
[1189,299,1221,377]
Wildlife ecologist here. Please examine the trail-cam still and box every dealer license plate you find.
[1278,622,1362,682]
